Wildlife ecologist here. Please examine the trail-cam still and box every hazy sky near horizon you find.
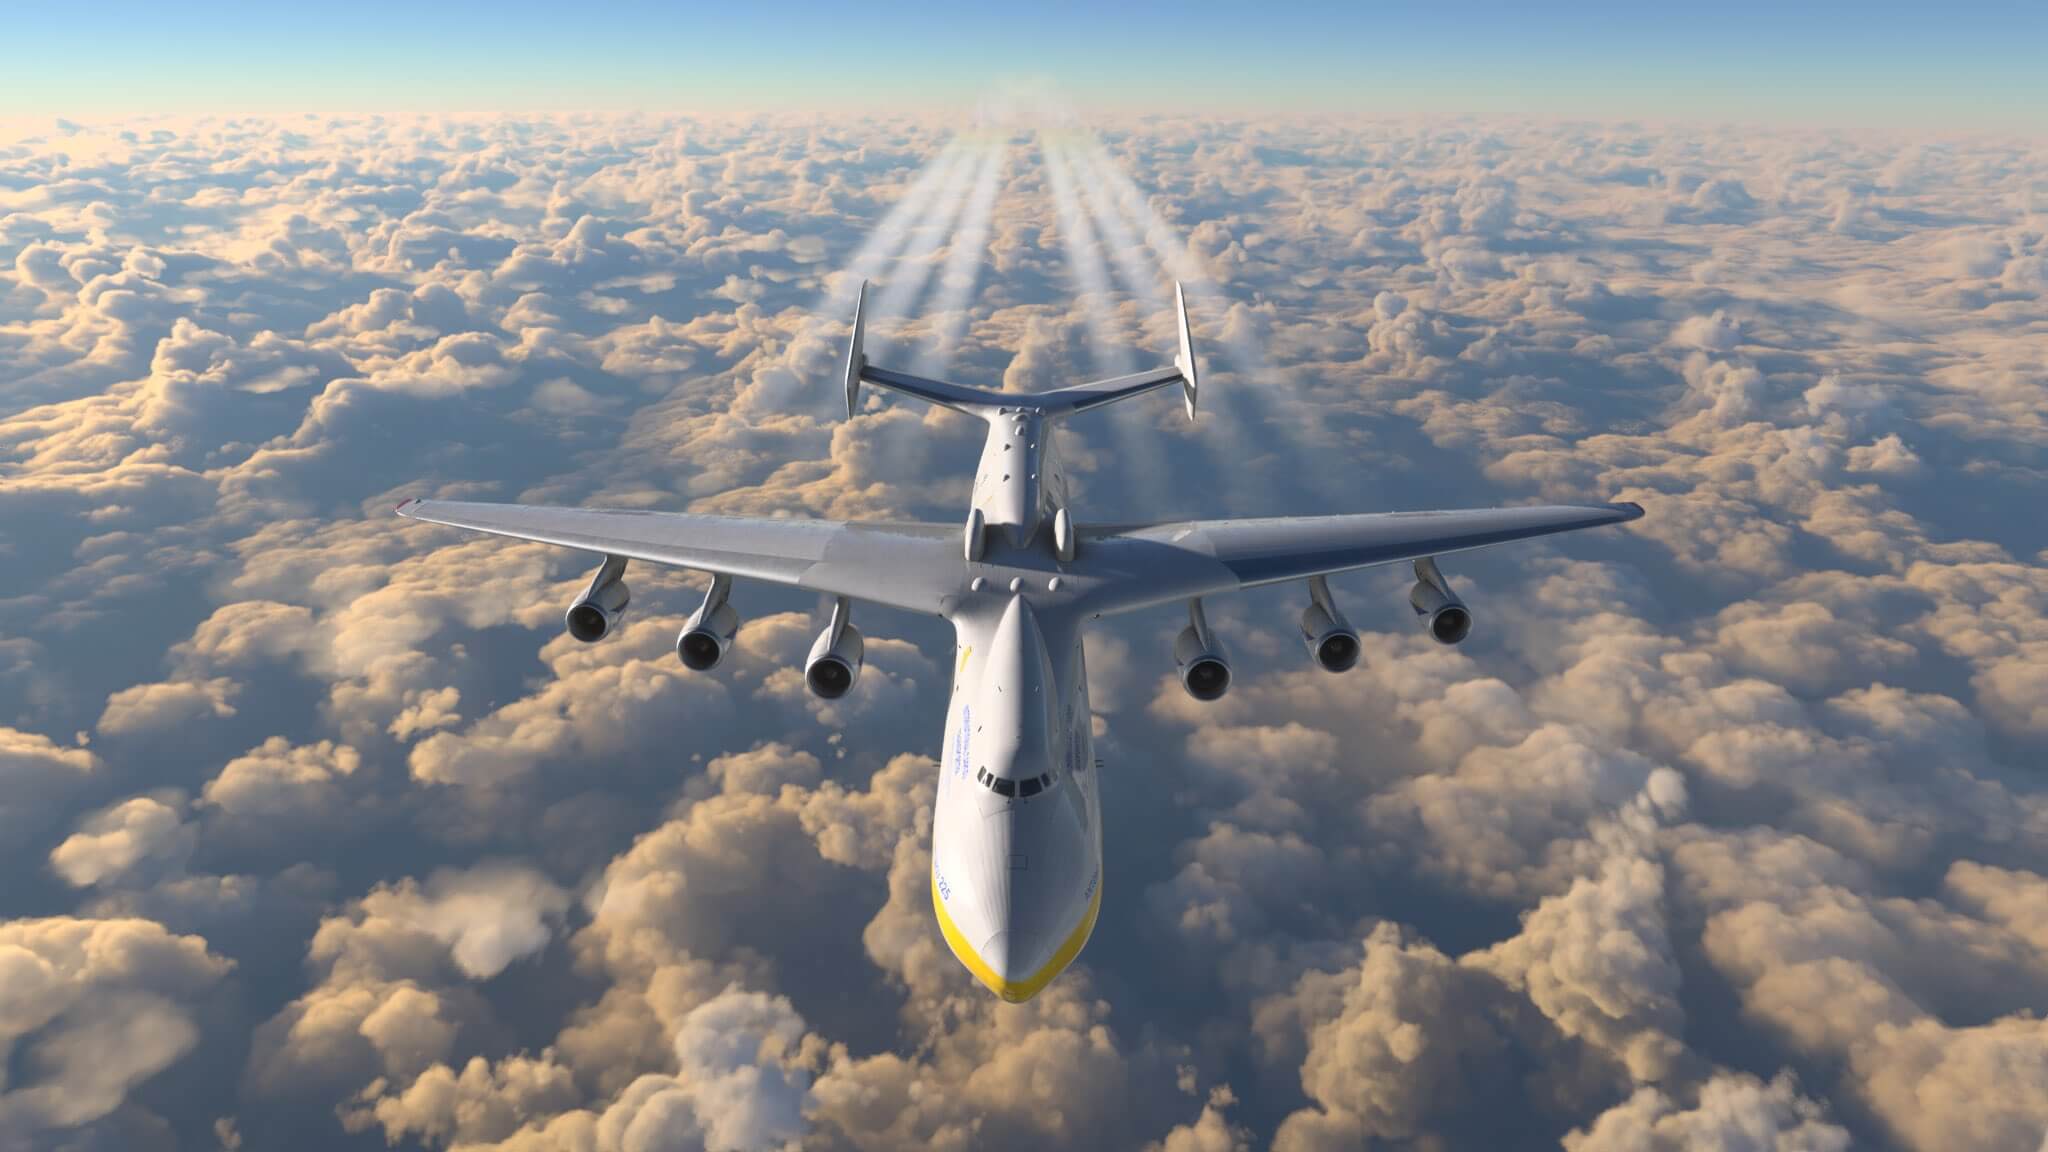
[6,0,2045,128]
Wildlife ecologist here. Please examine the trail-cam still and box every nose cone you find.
[933,854,1102,1004]
[979,931,1020,1000]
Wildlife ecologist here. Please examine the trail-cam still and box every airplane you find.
[395,282,1643,1003]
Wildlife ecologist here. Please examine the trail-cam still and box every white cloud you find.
[0,727,98,841]
[1564,1071,1849,1152]
[0,917,231,1133]
[358,863,572,981]
[50,794,193,887]
[95,677,238,736]
[199,736,361,822]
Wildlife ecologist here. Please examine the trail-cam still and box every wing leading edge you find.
[395,498,963,617]
[1069,502,1644,616]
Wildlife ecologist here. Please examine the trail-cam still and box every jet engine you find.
[565,555,630,643]
[1175,600,1232,701]
[805,597,864,700]
[1408,556,1473,646]
[677,574,737,671]
[1299,575,1360,672]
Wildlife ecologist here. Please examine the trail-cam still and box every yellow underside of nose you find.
[932,871,1102,1003]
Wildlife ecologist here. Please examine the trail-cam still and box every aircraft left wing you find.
[1070,502,1643,616]
[395,498,963,617]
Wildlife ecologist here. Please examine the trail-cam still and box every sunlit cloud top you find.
[4,0,2044,129]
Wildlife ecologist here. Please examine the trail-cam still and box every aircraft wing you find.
[395,498,964,617]
[1071,502,1643,616]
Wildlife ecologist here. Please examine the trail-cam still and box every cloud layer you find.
[1,110,2045,1150]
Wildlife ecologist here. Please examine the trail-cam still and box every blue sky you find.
[5,0,2045,127]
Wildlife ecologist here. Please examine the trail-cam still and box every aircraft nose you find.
[962,857,1098,1003]
[972,929,1046,1003]
[980,931,1015,992]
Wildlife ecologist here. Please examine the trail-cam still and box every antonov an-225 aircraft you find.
[396,283,1642,1002]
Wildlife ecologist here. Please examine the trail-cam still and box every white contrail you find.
[1063,137,1286,513]
[1077,135,1345,509]
[869,137,985,354]
[778,138,970,416]
[1067,135,1169,323]
[1041,131,1186,515]
[835,137,972,293]
[913,137,1010,378]
[1040,132,1134,374]
[771,137,971,419]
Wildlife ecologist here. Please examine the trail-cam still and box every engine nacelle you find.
[676,574,737,671]
[1409,557,1473,646]
[565,556,629,643]
[1299,575,1359,673]
[678,603,738,671]
[1300,601,1361,672]
[1174,600,1231,701]
[805,598,864,700]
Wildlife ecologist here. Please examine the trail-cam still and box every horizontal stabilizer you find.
[838,278,1200,424]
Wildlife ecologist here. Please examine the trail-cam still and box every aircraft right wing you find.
[1069,502,1643,617]
[396,498,965,617]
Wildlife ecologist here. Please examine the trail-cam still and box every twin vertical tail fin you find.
[840,279,1200,423]
[1171,281,1199,420]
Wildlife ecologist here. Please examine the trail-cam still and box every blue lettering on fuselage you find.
[951,705,972,779]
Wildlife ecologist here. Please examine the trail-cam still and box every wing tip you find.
[394,497,421,518]
[1610,500,1645,521]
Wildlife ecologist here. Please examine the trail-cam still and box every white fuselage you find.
[929,410,1103,1002]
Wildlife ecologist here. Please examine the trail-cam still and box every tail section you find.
[1172,281,1199,420]
[842,281,869,420]
[841,279,1200,423]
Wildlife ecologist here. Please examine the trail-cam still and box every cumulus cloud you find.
[199,736,361,823]
[0,726,97,842]
[1564,1071,1849,1152]
[50,793,194,887]
[246,861,571,1107]
[96,677,239,735]
[1471,783,1689,1083]
[358,863,572,981]
[0,918,232,1135]
[1257,921,1609,1150]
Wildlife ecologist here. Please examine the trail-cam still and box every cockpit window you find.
[973,766,1058,800]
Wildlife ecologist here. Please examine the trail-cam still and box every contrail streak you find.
[1077,136,1348,509]
[1040,132,1133,374]
[1062,138,1283,513]
[775,137,971,419]
[1067,136,1169,323]
[1042,131,1182,516]
[913,137,1010,378]
[870,137,984,352]
[836,138,972,293]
